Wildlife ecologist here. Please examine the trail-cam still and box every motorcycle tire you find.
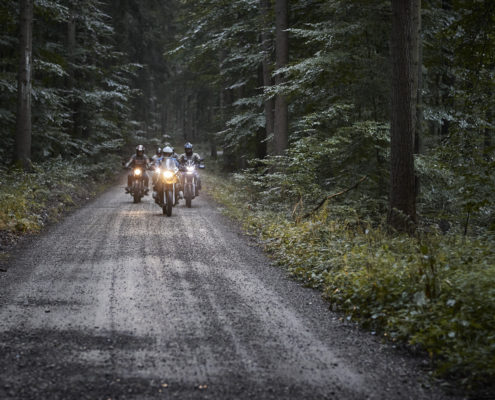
[165,190,173,217]
[133,193,140,203]
[185,185,192,208]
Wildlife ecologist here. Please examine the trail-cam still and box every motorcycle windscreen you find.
[162,157,177,170]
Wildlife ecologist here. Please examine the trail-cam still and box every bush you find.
[0,157,119,235]
[325,233,495,387]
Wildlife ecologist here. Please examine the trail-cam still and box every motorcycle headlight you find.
[186,166,195,174]
[134,168,142,176]
[163,170,174,180]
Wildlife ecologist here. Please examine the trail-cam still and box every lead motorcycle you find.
[154,157,180,216]
[182,159,204,208]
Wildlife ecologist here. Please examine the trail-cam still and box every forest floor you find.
[0,160,121,270]
[0,175,462,399]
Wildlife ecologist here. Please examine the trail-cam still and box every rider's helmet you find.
[184,142,193,157]
[156,147,162,156]
[136,144,145,157]
[162,146,173,157]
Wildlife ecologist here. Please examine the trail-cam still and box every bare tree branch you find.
[302,176,368,219]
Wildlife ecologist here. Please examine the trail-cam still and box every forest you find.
[1,0,494,392]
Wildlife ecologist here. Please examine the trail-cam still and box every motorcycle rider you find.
[151,147,164,195]
[151,147,163,167]
[162,146,182,201]
[164,142,179,160]
[153,146,180,202]
[163,146,180,168]
[125,145,150,194]
[178,142,202,193]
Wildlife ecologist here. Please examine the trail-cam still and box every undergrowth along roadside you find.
[203,170,495,393]
[0,157,120,249]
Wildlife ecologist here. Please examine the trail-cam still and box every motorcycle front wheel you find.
[185,185,192,208]
[132,182,141,203]
[164,190,173,217]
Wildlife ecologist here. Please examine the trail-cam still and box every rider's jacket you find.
[161,156,180,169]
[151,154,163,167]
[125,154,149,169]
[178,153,201,165]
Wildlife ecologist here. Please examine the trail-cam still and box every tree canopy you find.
[0,0,493,231]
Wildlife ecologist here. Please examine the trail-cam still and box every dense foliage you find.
[168,0,494,233]
[0,156,119,234]
[0,0,142,163]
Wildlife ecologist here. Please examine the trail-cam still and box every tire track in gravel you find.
[0,176,459,400]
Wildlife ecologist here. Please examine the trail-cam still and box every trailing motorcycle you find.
[154,157,180,216]
[129,167,146,203]
[182,159,204,208]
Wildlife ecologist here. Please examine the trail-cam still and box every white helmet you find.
[162,146,173,156]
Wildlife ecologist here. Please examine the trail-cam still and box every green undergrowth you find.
[0,157,120,237]
[204,171,495,392]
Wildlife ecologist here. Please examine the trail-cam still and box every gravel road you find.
[0,177,459,400]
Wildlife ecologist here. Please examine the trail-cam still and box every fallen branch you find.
[292,196,303,219]
[302,176,368,219]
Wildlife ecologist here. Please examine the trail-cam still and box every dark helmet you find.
[162,146,173,157]
[136,144,145,157]
[156,147,162,156]
[184,142,193,156]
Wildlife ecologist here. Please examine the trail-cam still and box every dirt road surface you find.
[0,178,458,399]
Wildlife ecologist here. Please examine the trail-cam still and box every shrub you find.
[0,157,119,235]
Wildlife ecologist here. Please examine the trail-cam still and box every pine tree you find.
[388,0,420,232]
[273,0,288,155]
[14,0,33,169]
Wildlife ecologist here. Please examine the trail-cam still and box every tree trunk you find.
[484,109,492,161]
[181,93,187,141]
[388,0,420,232]
[260,0,274,156]
[413,0,422,198]
[67,5,83,137]
[256,63,267,159]
[15,0,33,169]
[209,98,218,160]
[273,0,288,155]
[161,103,167,138]
[440,0,453,140]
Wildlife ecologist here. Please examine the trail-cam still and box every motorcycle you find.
[182,159,204,208]
[154,157,180,216]
[129,167,146,203]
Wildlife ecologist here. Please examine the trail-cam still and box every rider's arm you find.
[125,156,134,169]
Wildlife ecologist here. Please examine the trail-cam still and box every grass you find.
[0,157,120,239]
